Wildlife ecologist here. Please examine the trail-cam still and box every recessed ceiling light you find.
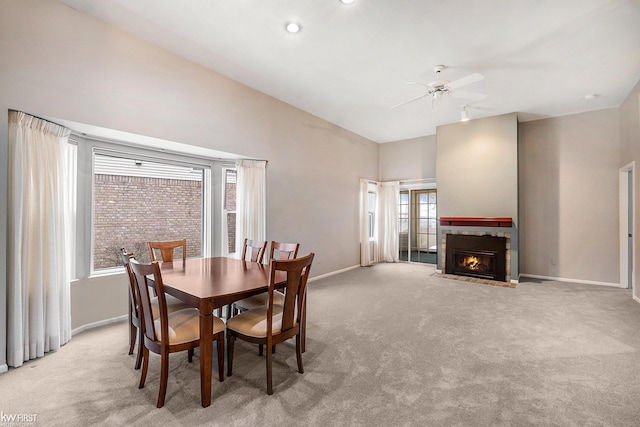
[584,93,598,100]
[340,0,355,4]
[285,22,302,33]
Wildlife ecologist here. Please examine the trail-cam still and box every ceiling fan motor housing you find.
[428,79,450,89]
[429,65,449,88]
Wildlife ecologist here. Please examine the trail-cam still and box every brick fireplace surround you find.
[437,217,518,285]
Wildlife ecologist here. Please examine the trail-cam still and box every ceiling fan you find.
[392,65,486,110]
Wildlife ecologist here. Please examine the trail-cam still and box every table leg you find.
[199,312,213,407]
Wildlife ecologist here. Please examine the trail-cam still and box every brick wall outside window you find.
[93,174,202,269]
[225,178,237,253]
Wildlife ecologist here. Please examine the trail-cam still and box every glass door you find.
[399,189,437,264]
[399,191,409,261]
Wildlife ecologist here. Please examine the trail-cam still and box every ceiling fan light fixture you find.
[461,106,470,122]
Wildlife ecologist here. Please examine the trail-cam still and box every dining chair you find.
[129,258,226,408]
[224,238,268,319]
[148,239,187,263]
[226,253,314,395]
[233,241,300,312]
[269,241,300,261]
[120,248,190,370]
[241,238,267,263]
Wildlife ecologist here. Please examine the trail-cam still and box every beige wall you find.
[379,135,436,182]
[0,1,378,338]
[619,80,640,163]
[70,276,129,331]
[619,80,640,296]
[518,108,621,284]
[436,113,519,219]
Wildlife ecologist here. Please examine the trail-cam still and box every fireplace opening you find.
[452,249,496,279]
[446,234,506,282]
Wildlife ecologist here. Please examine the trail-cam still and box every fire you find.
[463,256,481,270]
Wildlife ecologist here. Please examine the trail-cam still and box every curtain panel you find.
[377,181,400,262]
[7,111,74,367]
[235,160,267,258]
[359,179,399,266]
[359,179,373,266]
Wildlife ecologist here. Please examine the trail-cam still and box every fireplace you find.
[445,234,506,282]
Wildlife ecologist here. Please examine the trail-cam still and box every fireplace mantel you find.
[439,217,512,228]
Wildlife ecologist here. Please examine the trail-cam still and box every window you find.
[223,168,237,255]
[367,190,376,239]
[414,189,437,253]
[399,191,409,234]
[92,154,204,269]
[74,135,224,278]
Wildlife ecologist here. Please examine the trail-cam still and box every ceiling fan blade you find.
[391,93,429,109]
[450,90,487,101]
[405,81,430,89]
[445,73,484,90]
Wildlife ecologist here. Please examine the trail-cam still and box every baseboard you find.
[0,364,8,374]
[71,314,128,336]
[519,274,623,288]
[634,294,640,304]
[309,265,360,282]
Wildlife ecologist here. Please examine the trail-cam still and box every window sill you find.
[89,267,125,279]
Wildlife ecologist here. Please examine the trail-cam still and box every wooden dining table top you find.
[158,256,286,314]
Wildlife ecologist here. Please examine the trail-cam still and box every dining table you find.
[159,256,286,408]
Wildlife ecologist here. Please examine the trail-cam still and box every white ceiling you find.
[58,0,640,143]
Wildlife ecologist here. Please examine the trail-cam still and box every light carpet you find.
[1,263,640,426]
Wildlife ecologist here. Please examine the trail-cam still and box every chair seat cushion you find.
[166,294,191,312]
[154,308,225,344]
[227,305,290,338]
[234,290,285,311]
[150,295,190,319]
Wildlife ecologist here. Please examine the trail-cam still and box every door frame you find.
[619,162,636,300]
[399,179,437,264]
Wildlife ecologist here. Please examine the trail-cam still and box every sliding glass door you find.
[399,188,437,264]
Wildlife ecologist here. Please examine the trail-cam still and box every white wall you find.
[0,0,378,339]
[379,135,436,182]
[519,108,621,284]
[436,113,519,220]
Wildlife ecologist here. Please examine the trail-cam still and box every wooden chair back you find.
[120,248,138,319]
[148,239,187,262]
[242,238,267,263]
[269,241,300,261]
[129,259,167,345]
[267,253,314,337]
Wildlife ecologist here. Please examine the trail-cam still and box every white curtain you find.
[359,179,399,266]
[377,181,400,262]
[235,160,267,259]
[359,179,374,266]
[7,111,74,367]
